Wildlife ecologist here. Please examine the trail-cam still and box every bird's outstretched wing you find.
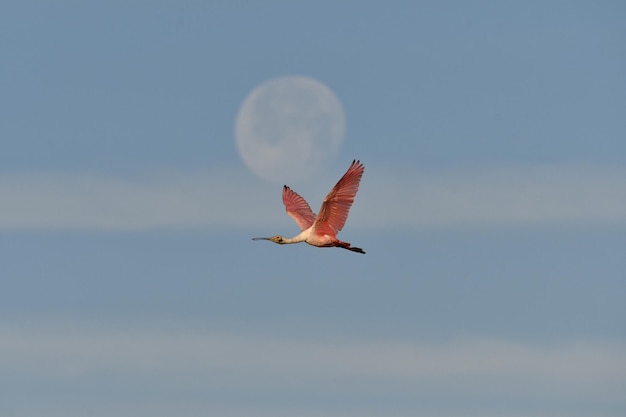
[314,160,365,236]
[282,185,317,231]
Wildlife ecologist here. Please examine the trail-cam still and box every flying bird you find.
[253,160,365,254]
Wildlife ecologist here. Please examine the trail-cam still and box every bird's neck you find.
[282,230,309,244]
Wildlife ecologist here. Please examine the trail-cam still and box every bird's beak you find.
[252,237,270,241]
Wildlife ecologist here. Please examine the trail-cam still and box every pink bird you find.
[253,160,365,254]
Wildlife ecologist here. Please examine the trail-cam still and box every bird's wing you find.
[314,160,364,236]
[282,185,317,231]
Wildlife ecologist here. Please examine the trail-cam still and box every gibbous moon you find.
[235,76,346,183]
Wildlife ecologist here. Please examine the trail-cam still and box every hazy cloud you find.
[1,318,624,417]
[354,164,626,229]
[0,164,624,231]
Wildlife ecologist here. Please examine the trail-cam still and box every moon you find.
[234,76,346,183]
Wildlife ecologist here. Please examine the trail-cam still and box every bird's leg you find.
[345,246,366,254]
[334,240,366,254]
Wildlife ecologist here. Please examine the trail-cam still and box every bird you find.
[253,159,365,254]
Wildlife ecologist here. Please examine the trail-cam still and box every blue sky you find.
[1,1,625,416]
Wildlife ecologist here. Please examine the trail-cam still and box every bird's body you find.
[253,160,365,254]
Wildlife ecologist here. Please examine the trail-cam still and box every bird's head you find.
[252,235,285,244]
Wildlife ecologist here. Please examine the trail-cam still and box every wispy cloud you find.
[1,318,624,417]
[0,169,281,231]
[6,321,623,381]
[354,164,626,229]
[0,164,624,231]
